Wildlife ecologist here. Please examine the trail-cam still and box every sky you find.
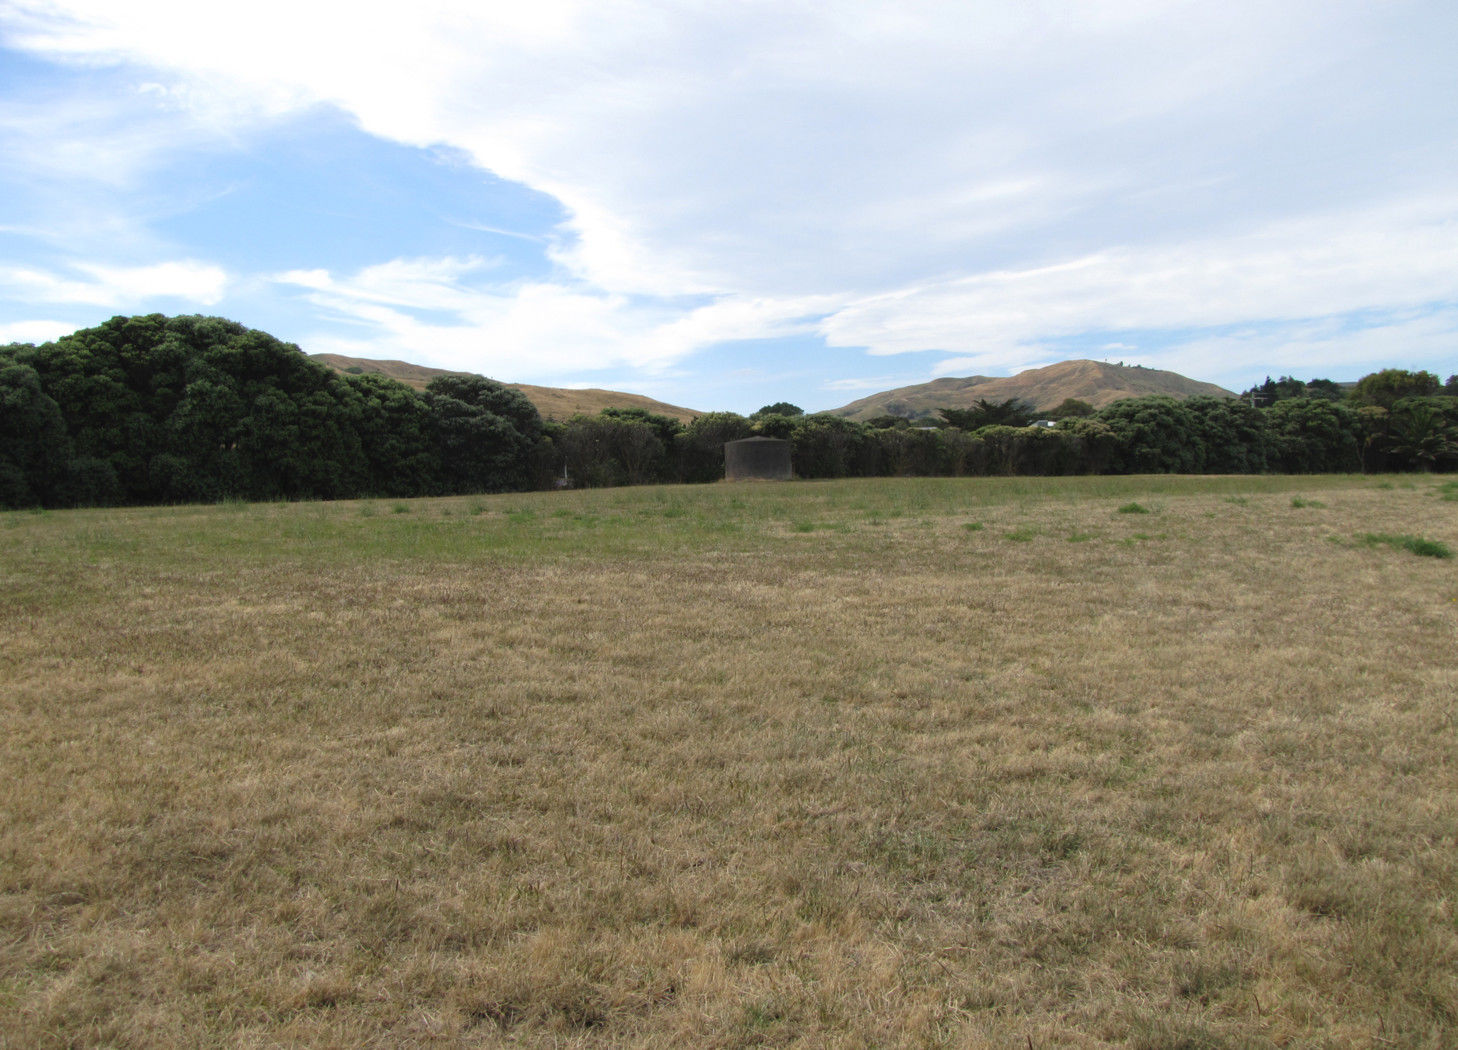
[1,0,1455,415]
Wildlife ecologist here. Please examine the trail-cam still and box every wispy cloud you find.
[0,260,228,306]
[822,375,921,393]
[275,256,833,377]
[1153,309,1458,388]
[820,196,1458,358]
[452,223,548,244]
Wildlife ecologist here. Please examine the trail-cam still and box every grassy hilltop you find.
[311,352,701,423]
[833,359,1237,421]
[3,475,1456,1047]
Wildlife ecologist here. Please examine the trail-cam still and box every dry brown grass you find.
[832,360,1234,419]
[308,351,701,422]
[2,476,1455,1047]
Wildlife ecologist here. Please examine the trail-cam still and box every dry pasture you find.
[1,475,1455,1048]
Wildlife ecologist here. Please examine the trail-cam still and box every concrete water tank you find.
[724,437,792,481]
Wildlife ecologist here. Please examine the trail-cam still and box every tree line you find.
[2,315,1455,509]
[1,315,547,508]
[548,378,1455,488]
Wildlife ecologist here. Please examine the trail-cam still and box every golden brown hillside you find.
[310,353,470,390]
[311,353,702,423]
[833,359,1235,421]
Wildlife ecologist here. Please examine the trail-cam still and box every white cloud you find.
[277,256,501,314]
[929,355,1048,378]
[819,197,1458,357]
[275,256,833,377]
[1156,309,1458,390]
[5,0,1457,387]
[0,318,79,344]
[822,375,918,393]
[0,260,228,306]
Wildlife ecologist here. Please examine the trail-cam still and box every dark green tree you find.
[21,314,185,502]
[1265,398,1361,473]
[0,359,72,507]
[752,413,799,439]
[1056,417,1119,474]
[1045,397,1095,419]
[938,398,1037,430]
[181,320,367,500]
[1384,399,1458,472]
[875,426,954,476]
[1241,376,1307,405]
[1305,378,1344,401]
[976,425,1071,475]
[1354,405,1394,473]
[1,315,546,505]
[345,373,443,496]
[425,374,543,445]
[1349,369,1441,409]
[1096,397,1203,473]
[559,413,666,487]
[425,388,533,494]
[599,406,683,450]
[1182,396,1269,473]
[788,414,876,478]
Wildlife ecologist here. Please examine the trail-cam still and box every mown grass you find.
[2,473,1456,1048]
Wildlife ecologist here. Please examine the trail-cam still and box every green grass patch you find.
[1291,497,1326,508]
[1004,526,1038,542]
[1358,533,1453,559]
[963,521,984,532]
[1116,502,1150,514]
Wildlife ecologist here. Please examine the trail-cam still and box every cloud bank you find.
[3,0,1456,402]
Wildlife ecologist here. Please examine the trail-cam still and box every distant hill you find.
[832,359,1236,421]
[503,383,702,425]
[311,353,467,391]
[310,353,702,423]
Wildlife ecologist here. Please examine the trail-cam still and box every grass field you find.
[2,475,1455,1048]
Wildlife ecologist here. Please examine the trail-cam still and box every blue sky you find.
[1,1,1455,414]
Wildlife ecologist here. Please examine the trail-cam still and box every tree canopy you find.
[0,315,545,507]
[938,398,1037,430]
